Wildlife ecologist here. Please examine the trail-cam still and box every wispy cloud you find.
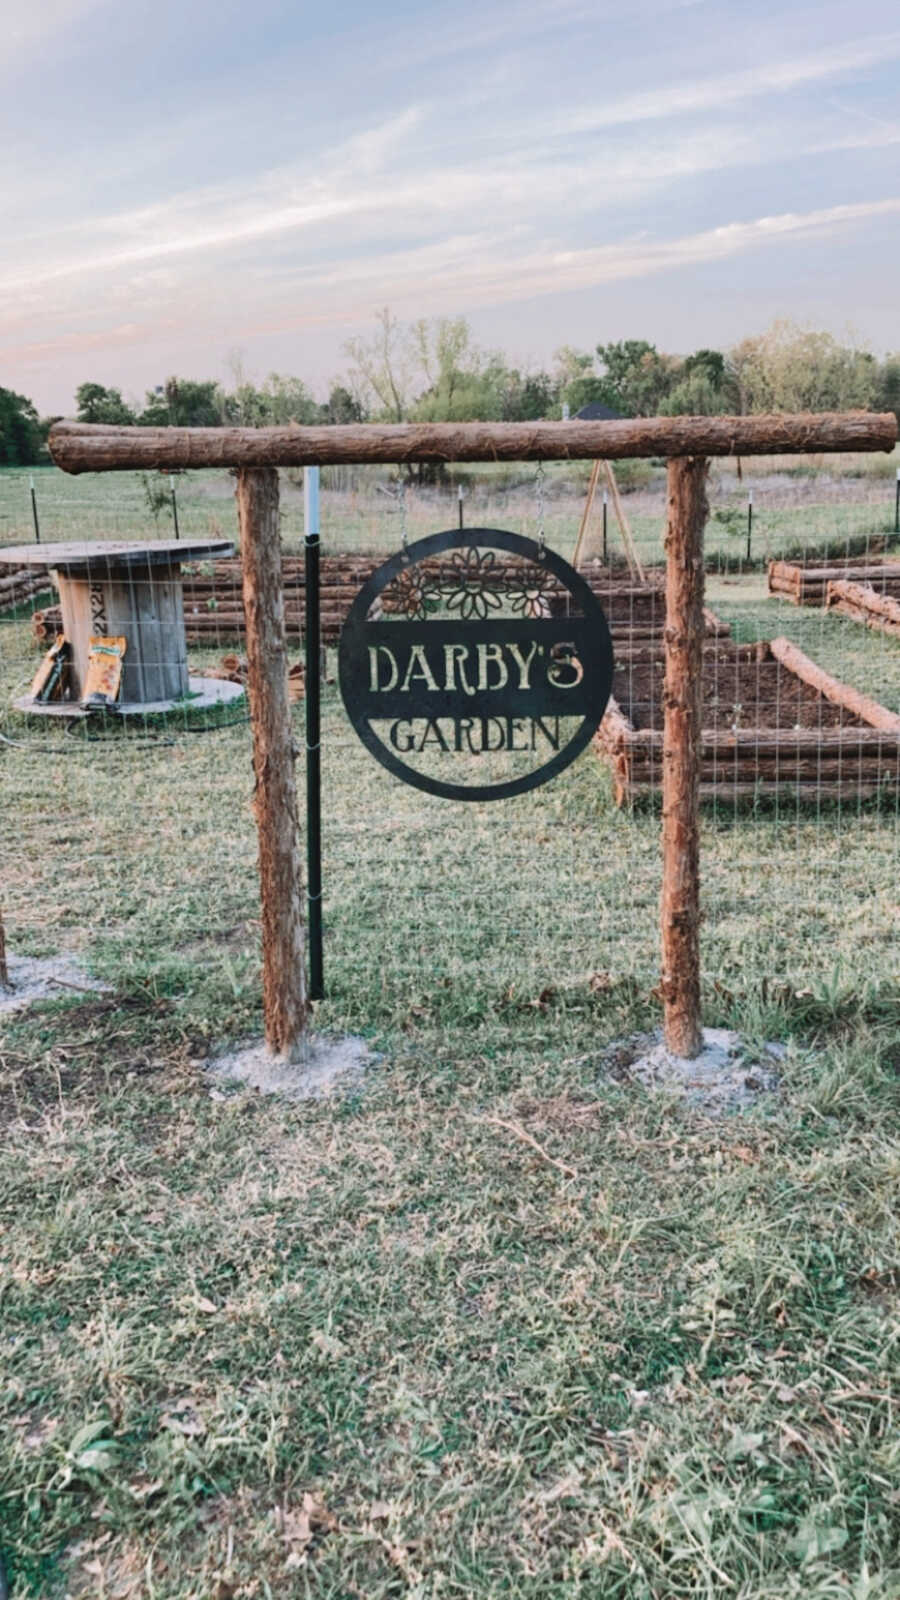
[7,195,897,371]
[0,108,870,299]
[558,31,900,133]
[4,0,899,407]
[0,0,107,71]
[249,197,900,317]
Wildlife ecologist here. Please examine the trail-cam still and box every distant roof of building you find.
[574,401,624,421]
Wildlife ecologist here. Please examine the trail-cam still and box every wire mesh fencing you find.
[1,456,898,1049]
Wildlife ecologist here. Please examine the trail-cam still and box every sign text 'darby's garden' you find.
[339,529,614,801]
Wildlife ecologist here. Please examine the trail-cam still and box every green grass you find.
[2,454,898,573]
[1,538,899,1595]
[707,576,900,714]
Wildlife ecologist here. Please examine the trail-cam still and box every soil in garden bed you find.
[614,646,867,732]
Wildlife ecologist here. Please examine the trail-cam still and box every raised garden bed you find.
[575,568,728,642]
[32,556,729,649]
[768,554,900,607]
[32,555,374,649]
[826,579,900,640]
[0,558,51,615]
[595,637,900,804]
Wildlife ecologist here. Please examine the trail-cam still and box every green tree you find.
[258,373,319,425]
[659,348,743,416]
[0,388,44,464]
[225,373,320,426]
[594,339,681,416]
[553,346,605,414]
[874,354,900,425]
[495,367,558,421]
[658,371,722,416]
[729,321,877,413]
[322,384,366,424]
[344,308,417,422]
[75,382,136,424]
[140,378,225,426]
[411,344,501,422]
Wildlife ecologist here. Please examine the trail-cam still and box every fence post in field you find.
[0,905,9,989]
[236,466,309,1057]
[661,456,707,1058]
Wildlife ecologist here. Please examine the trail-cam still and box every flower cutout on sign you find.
[443,547,504,620]
[391,565,431,620]
[507,565,555,619]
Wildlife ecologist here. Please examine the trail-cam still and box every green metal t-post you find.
[29,476,41,543]
[304,465,324,999]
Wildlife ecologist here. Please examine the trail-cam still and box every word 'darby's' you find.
[369,639,582,694]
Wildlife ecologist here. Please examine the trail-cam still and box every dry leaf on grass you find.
[128,1476,164,1501]
[160,1397,206,1437]
[17,1414,60,1450]
[277,1492,338,1562]
[528,985,557,1012]
[311,1328,345,1360]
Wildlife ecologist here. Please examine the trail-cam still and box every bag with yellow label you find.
[82,636,127,712]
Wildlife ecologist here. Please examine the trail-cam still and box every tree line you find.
[2,314,898,466]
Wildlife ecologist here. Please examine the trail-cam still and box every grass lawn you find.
[2,454,898,572]
[1,535,899,1595]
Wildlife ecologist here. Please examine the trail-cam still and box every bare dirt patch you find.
[0,953,110,1016]
[207,1032,376,1100]
[617,649,865,732]
[617,1026,782,1113]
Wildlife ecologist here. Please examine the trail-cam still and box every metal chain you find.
[398,475,408,554]
[535,461,546,557]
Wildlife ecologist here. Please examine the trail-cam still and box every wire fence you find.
[1,458,898,1047]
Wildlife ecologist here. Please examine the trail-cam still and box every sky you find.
[2,0,899,414]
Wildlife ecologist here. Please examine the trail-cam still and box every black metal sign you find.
[339,528,614,800]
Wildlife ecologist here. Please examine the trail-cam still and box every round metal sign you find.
[338,527,614,801]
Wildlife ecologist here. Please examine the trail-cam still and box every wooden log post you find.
[0,906,9,990]
[660,457,708,1058]
[235,468,309,1058]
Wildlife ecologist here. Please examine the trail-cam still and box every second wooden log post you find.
[660,456,707,1058]
[236,467,309,1058]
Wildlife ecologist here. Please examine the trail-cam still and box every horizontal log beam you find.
[48,412,897,473]
[827,579,900,622]
[774,562,900,584]
[604,727,900,754]
[648,782,888,801]
[623,761,899,781]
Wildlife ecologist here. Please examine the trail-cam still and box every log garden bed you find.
[826,579,900,640]
[32,556,729,649]
[768,554,900,607]
[575,567,728,642]
[0,559,52,614]
[595,637,900,804]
